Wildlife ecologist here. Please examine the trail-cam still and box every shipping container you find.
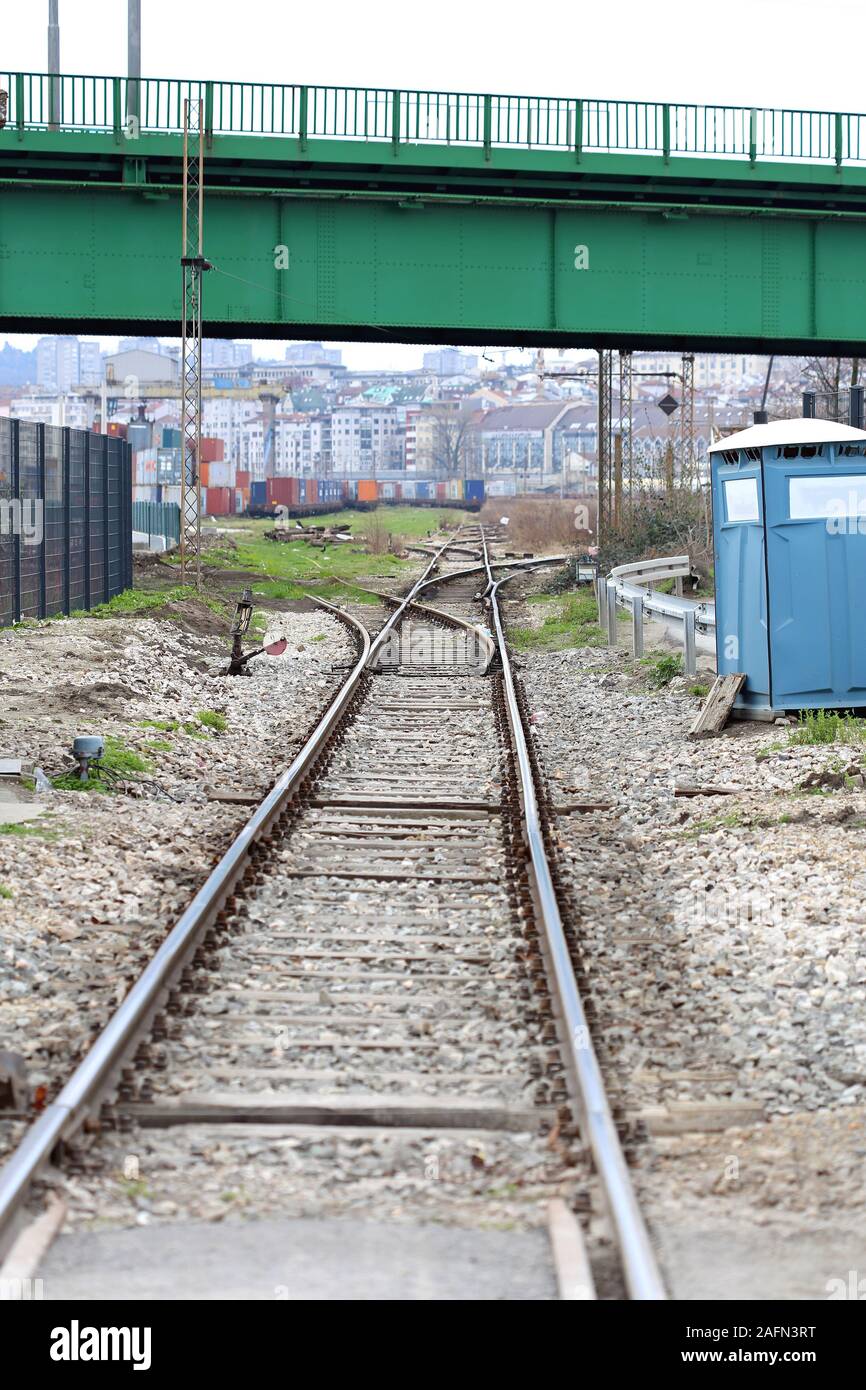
[235,469,251,489]
[266,476,300,509]
[416,480,433,500]
[435,482,447,501]
[401,479,417,500]
[250,480,267,509]
[156,447,182,484]
[204,486,233,516]
[128,422,153,453]
[162,427,182,449]
[202,460,235,489]
[464,479,485,503]
[357,479,378,502]
[132,484,159,504]
[379,481,399,500]
[133,449,158,485]
[306,478,318,505]
[234,488,248,513]
[200,436,225,463]
[107,421,127,439]
[161,485,183,507]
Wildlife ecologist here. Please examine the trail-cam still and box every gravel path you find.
[0,604,353,1145]
[517,632,866,1237]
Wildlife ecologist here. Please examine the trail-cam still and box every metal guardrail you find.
[2,70,866,166]
[599,555,716,675]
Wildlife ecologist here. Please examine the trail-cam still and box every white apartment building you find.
[238,414,328,478]
[36,337,103,391]
[330,404,402,473]
[632,352,768,393]
[202,397,259,463]
[10,393,93,429]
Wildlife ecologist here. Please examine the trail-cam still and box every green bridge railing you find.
[1,70,864,167]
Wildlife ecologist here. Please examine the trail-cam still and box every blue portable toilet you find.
[709,418,866,717]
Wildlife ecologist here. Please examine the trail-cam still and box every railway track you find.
[0,528,665,1300]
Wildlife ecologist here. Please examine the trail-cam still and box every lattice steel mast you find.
[180,96,210,586]
[597,349,614,541]
[680,352,695,488]
[618,350,633,504]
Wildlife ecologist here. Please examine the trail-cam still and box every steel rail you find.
[0,538,456,1254]
[481,535,667,1301]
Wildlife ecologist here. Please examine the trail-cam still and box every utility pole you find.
[619,350,633,503]
[127,0,141,127]
[179,96,210,587]
[597,349,614,541]
[535,347,546,400]
[47,0,60,130]
[680,353,695,488]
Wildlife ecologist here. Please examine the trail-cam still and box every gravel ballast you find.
[0,605,353,1146]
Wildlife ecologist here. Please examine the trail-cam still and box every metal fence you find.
[3,69,866,166]
[132,500,180,551]
[0,419,132,627]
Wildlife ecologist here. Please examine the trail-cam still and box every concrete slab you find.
[657,1218,866,1301]
[0,783,48,825]
[39,1217,558,1301]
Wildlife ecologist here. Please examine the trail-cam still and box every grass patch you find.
[641,653,683,689]
[144,739,173,753]
[788,709,866,746]
[510,590,605,651]
[196,709,227,733]
[0,883,12,899]
[51,736,151,792]
[688,683,710,698]
[70,586,195,619]
[199,509,471,590]
[137,719,179,732]
[683,809,745,836]
[0,821,57,840]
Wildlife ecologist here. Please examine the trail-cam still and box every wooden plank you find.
[310,796,500,813]
[688,673,746,738]
[641,1100,764,1135]
[0,1195,66,1285]
[547,1199,597,1300]
[674,782,742,798]
[207,789,262,805]
[122,1091,548,1133]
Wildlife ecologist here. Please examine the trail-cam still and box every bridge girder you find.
[2,139,866,351]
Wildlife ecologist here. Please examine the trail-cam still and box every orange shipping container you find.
[200,436,225,463]
[357,479,378,502]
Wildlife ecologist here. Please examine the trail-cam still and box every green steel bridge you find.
[3,70,866,351]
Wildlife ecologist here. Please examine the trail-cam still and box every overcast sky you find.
[13,0,866,109]
[5,0,864,369]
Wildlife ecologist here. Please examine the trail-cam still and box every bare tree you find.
[424,404,477,477]
[802,356,861,417]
